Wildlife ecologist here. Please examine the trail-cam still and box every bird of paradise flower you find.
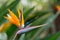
[56,5,60,11]
[5,9,47,40]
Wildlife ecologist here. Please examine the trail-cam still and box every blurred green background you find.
[0,0,60,40]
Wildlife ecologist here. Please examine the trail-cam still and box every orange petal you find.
[18,10,20,18]
[0,22,11,32]
[5,14,20,26]
[18,10,24,27]
[21,12,24,27]
[8,9,20,26]
[56,5,60,11]
[5,15,16,25]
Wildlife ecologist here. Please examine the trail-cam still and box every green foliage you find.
[49,31,60,40]
[0,0,60,40]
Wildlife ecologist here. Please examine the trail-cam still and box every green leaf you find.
[0,0,8,9]
[25,10,52,23]
[29,13,52,26]
[24,6,35,18]
[49,31,60,40]
[6,24,18,39]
